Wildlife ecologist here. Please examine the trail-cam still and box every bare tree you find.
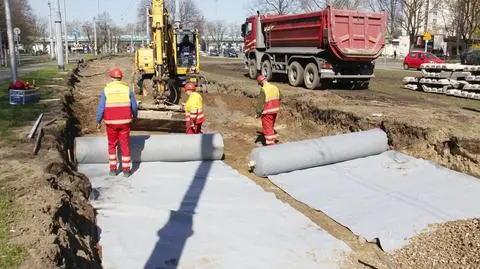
[248,0,297,15]
[368,0,402,38]
[33,17,49,51]
[206,20,227,49]
[0,0,36,48]
[137,0,204,33]
[82,22,94,44]
[299,0,368,10]
[399,0,425,48]
[454,0,480,53]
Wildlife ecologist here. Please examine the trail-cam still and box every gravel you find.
[392,218,480,269]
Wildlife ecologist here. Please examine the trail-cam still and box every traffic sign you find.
[423,31,431,41]
[13,27,20,35]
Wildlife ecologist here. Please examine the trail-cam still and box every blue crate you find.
[9,89,40,105]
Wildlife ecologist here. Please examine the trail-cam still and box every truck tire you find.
[288,61,304,87]
[248,59,258,79]
[261,60,273,81]
[303,63,320,89]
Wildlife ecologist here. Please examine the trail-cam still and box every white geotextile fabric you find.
[269,151,480,252]
[79,161,350,269]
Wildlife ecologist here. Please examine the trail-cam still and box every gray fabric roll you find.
[75,133,224,164]
[250,128,389,177]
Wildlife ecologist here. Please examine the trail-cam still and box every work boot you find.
[123,170,131,178]
[109,170,117,176]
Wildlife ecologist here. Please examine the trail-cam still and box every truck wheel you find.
[304,63,320,89]
[288,61,304,87]
[248,59,258,79]
[261,60,273,81]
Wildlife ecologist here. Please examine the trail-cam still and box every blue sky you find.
[30,0,251,27]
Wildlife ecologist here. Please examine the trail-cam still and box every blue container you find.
[9,89,40,105]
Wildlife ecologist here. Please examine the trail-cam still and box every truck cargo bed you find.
[262,8,386,61]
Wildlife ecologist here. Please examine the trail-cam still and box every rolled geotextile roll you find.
[250,128,389,177]
[75,133,224,164]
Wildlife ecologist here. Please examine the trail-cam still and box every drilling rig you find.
[133,0,204,130]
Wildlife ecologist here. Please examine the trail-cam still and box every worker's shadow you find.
[121,136,149,175]
[143,134,215,269]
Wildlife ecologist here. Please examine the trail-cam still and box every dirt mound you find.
[392,219,480,269]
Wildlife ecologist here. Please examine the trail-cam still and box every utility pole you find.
[107,27,111,54]
[4,0,17,82]
[62,0,68,64]
[0,28,4,67]
[54,0,64,70]
[93,17,97,55]
[146,7,151,44]
[48,1,55,59]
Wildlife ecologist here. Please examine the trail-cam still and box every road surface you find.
[0,62,56,82]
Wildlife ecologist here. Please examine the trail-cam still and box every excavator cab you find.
[173,29,202,86]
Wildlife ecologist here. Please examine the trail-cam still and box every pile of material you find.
[403,63,480,100]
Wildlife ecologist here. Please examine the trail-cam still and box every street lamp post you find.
[3,0,17,82]
[63,0,68,64]
[54,0,64,71]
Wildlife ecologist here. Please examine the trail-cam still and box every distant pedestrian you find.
[394,50,397,60]
[256,75,281,146]
[96,68,138,178]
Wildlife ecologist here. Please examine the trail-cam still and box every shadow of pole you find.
[143,134,215,269]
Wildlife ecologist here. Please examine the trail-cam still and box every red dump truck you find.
[241,8,386,89]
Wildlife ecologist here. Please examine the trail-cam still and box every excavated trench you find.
[206,78,480,178]
[32,62,102,268]
[36,57,478,268]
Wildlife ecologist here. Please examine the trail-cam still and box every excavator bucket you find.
[132,102,186,133]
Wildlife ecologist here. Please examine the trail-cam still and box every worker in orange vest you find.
[183,82,205,134]
[96,68,138,177]
[256,75,281,146]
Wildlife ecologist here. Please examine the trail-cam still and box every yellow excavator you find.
[133,0,204,131]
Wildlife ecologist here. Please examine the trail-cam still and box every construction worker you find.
[256,75,281,146]
[96,68,138,177]
[183,82,205,134]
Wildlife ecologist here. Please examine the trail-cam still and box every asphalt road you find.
[0,62,56,82]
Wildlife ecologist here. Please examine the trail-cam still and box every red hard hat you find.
[184,82,196,91]
[109,68,123,79]
[256,75,266,83]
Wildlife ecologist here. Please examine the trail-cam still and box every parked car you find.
[403,51,445,70]
[223,48,238,58]
[460,49,480,65]
[209,49,220,56]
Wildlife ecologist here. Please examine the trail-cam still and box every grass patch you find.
[0,64,74,144]
[0,189,26,268]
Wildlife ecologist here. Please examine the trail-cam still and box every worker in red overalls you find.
[256,75,281,146]
[96,68,138,177]
[183,82,205,134]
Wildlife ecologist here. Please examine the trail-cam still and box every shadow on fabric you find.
[143,134,214,269]
[130,135,149,175]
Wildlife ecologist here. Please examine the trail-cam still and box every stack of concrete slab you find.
[403,63,480,100]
